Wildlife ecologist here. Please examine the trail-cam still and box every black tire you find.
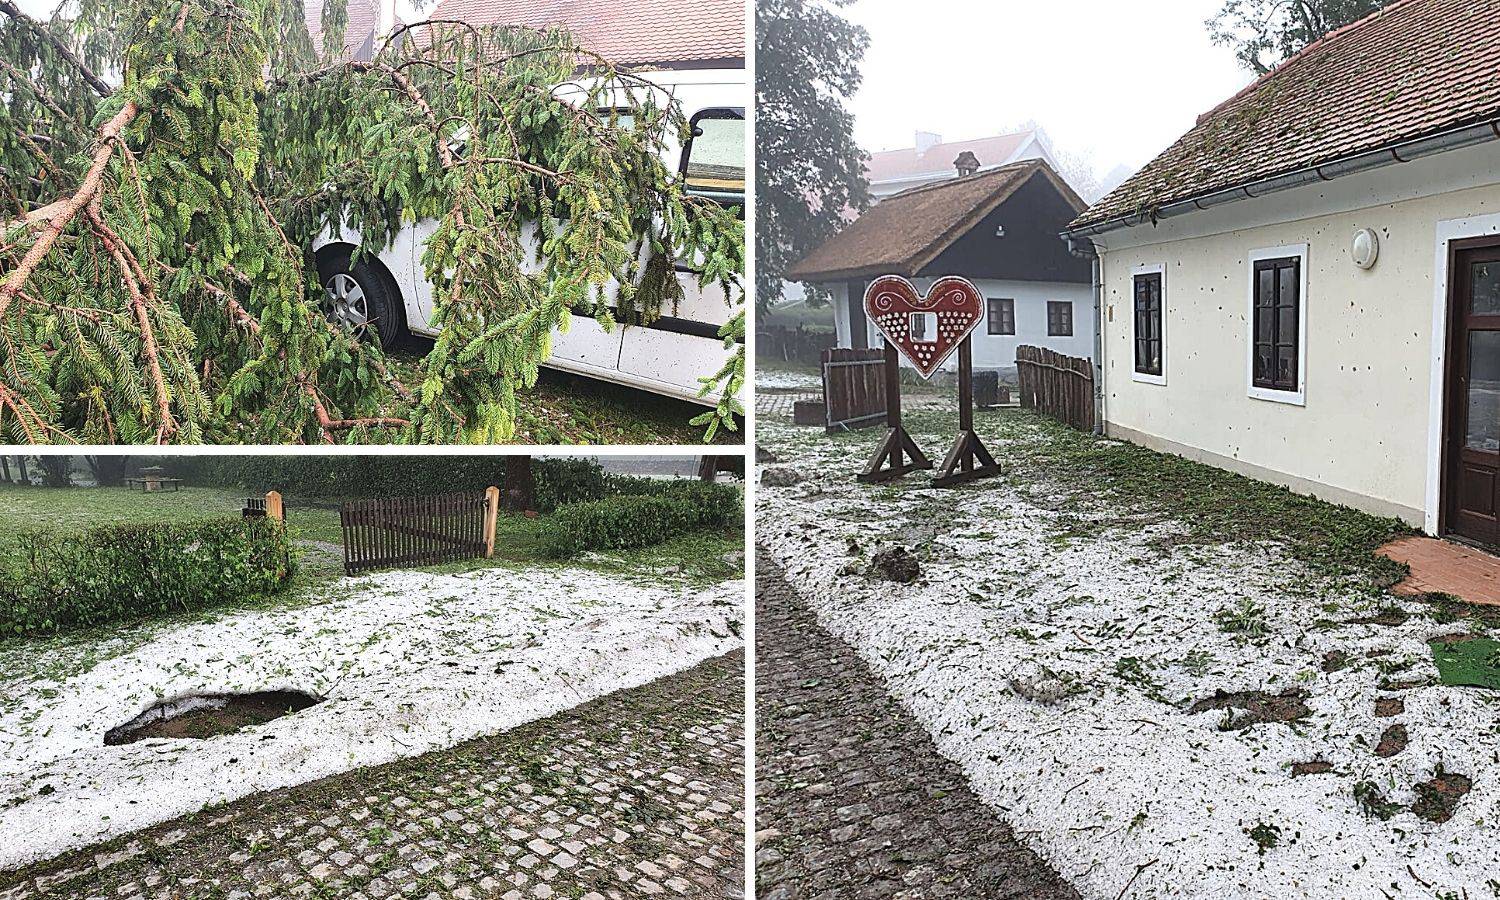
[315,245,408,350]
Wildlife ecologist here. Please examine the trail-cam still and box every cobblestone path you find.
[755,552,1080,900]
[753,391,819,419]
[0,653,745,900]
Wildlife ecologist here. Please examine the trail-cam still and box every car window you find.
[597,108,637,131]
[680,108,745,206]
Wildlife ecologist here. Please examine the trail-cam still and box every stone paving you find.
[0,653,745,900]
[754,551,1080,900]
[753,391,819,419]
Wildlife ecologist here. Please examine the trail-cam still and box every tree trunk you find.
[0,456,9,483]
[502,456,536,513]
[697,456,742,481]
[37,456,71,487]
[17,456,29,485]
[85,455,130,486]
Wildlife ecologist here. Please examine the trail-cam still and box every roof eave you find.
[786,261,921,284]
[1064,116,1500,241]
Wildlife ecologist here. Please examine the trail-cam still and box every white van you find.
[311,67,746,406]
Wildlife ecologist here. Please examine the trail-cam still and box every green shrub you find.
[0,518,293,636]
[155,457,611,512]
[541,483,742,557]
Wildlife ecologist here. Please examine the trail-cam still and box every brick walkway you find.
[0,654,745,900]
[1380,536,1500,605]
[754,552,1080,900]
[754,391,819,419]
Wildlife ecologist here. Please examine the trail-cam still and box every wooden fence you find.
[339,487,499,576]
[1016,345,1095,432]
[242,491,284,520]
[821,347,887,432]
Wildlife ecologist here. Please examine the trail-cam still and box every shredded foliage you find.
[0,0,743,444]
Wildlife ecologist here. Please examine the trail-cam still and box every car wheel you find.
[316,246,407,349]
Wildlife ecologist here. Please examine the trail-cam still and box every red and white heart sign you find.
[863,275,984,378]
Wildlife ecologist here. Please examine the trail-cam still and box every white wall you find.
[828,277,1094,373]
[1091,141,1500,527]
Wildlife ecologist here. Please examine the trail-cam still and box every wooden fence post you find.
[483,485,500,558]
[265,490,283,521]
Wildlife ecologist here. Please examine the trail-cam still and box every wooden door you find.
[1445,240,1500,545]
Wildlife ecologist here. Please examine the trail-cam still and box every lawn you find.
[0,485,279,534]
[387,351,742,445]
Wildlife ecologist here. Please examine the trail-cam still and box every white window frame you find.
[1131,262,1167,386]
[1246,243,1309,406]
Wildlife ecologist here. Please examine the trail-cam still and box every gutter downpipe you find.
[1063,118,1500,240]
[1066,234,1106,435]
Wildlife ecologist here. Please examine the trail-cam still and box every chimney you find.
[915,131,942,156]
[954,151,980,177]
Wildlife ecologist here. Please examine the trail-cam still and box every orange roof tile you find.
[1071,0,1500,231]
[422,0,744,67]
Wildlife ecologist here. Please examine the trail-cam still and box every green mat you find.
[1430,637,1500,689]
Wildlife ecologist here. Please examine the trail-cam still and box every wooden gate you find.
[339,488,498,576]
[1016,345,1095,432]
[822,348,887,432]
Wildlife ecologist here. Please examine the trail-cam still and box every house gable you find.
[922,173,1091,284]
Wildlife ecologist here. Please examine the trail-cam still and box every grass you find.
[0,485,290,534]
[385,351,739,445]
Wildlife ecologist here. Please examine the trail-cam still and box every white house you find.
[790,158,1095,376]
[1062,0,1500,541]
[866,128,1062,200]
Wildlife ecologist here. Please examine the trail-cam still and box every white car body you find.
[312,67,746,406]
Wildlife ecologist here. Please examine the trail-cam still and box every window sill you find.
[1247,385,1305,406]
[1132,371,1166,386]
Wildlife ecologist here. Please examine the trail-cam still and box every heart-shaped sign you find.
[863,275,984,378]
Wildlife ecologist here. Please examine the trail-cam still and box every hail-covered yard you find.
[758,395,1500,900]
[0,565,743,870]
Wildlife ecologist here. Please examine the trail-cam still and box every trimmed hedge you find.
[542,482,742,557]
[156,457,613,513]
[0,518,293,636]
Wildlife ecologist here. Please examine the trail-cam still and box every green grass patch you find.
[1430,637,1500,689]
[385,355,738,445]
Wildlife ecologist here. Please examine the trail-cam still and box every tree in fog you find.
[754,0,869,310]
[1208,0,1391,74]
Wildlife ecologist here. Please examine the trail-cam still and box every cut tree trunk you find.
[502,456,536,513]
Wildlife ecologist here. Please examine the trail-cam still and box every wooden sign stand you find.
[857,340,933,483]
[932,338,1000,488]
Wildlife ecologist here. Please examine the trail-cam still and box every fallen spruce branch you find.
[0,0,113,98]
[0,101,139,322]
[298,377,409,444]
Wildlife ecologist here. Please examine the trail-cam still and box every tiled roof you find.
[1070,0,1500,231]
[867,132,1033,184]
[789,159,1084,282]
[422,0,745,66]
[305,0,380,57]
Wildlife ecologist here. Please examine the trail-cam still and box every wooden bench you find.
[125,476,183,493]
